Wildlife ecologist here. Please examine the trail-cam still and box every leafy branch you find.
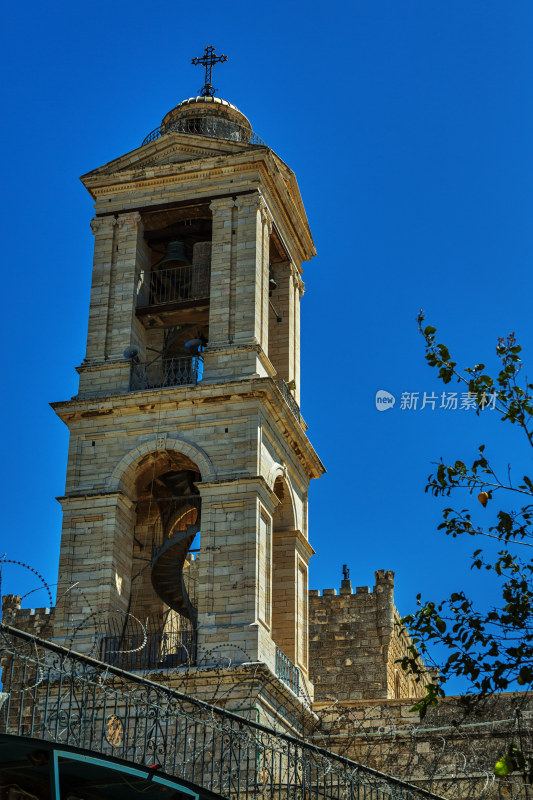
[399,314,533,784]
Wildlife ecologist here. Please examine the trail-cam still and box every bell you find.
[269,267,277,292]
[160,240,190,267]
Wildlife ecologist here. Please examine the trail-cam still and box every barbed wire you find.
[1,557,532,798]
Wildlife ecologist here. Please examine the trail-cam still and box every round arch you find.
[108,436,217,494]
[269,465,298,532]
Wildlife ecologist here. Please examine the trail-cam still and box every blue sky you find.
[1,1,532,691]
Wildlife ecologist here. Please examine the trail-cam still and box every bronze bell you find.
[160,240,190,267]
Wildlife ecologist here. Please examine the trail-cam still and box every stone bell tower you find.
[50,57,324,702]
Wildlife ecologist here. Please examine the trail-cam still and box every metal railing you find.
[150,495,202,559]
[142,116,265,147]
[129,357,202,391]
[275,647,300,696]
[274,379,302,424]
[101,629,197,671]
[139,264,211,308]
[0,625,445,800]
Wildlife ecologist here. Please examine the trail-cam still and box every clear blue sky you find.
[2,1,532,691]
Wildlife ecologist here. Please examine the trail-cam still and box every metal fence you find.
[0,625,445,800]
[101,629,197,671]
[142,117,265,147]
[139,264,211,308]
[130,357,202,391]
[275,647,301,696]
[274,380,302,425]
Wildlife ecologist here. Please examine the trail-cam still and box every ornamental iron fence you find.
[274,380,302,425]
[142,117,265,147]
[130,357,202,392]
[275,647,300,696]
[101,629,197,671]
[0,624,446,800]
[138,264,211,308]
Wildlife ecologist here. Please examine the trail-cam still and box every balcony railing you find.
[275,646,301,695]
[129,357,201,391]
[274,379,302,424]
[0,624,446,800]
[101,629,196,671]
[142,116,265,147]
[138,264,211,308]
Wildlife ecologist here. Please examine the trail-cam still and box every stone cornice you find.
[57,490,135,511]
[51,377,325,481]
[82,148,315,264]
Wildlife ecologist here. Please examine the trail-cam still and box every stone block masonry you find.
[309,570,427,701]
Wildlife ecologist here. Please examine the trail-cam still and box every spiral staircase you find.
[150,469,201,632]
[150,513,199,626]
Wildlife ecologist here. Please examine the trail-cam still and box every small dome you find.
[159,96,256,145]
[142,96,264,147]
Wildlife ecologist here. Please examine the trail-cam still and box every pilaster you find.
[78,212,145,398]
[54,492,136,652]
[86,216,117,362]
[203,192,275,382]
[272,529,314,677]
[195,477,278,671]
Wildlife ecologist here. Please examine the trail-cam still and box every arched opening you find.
[271,477,309,678]
[103,449,202,670]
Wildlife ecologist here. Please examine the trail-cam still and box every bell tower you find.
[50,59,324,703]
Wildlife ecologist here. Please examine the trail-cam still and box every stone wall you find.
[309,570,426,701]
[312,693,532,800]
[1,595,54,640]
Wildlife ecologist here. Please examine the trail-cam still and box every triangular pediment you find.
[81,132,259,183]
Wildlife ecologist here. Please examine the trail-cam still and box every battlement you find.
[2,594,55,639]
[308,571,425,702]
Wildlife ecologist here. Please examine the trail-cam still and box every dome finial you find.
[191,45,228,98]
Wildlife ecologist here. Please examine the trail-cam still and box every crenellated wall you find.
[308,570,427,701]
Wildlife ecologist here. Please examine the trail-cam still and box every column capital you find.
[234,190,267,212]
[116,212,142,231]
[90,216,117,235]
[209,197,236,216]
[261,205,273,234]
[290,263,305,296]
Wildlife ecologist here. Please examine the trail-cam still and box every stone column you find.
[268,260,296,384]
[107,212,144,358]
[85,216,117,362]
[292,267,304,405]
[53,492,136,653]
[204,192,275,382]
[79,212,145,398]
[195,477,278,671]
[271,529,314,676]
[206,197,235,347]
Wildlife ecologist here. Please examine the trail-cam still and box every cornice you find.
[51,377,325,481]
[84,150,314,264]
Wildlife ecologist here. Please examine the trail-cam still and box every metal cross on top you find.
[191,45,228,97]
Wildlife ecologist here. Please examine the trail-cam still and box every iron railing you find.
[101,629,197,671]
[142,116,265,147]
[275,647,300,696]
[129,357,202,391]
[274,379,302,424]
[139,264,211,308]
[0,625,445,800]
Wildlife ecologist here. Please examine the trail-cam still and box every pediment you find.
[81,132,256,183]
